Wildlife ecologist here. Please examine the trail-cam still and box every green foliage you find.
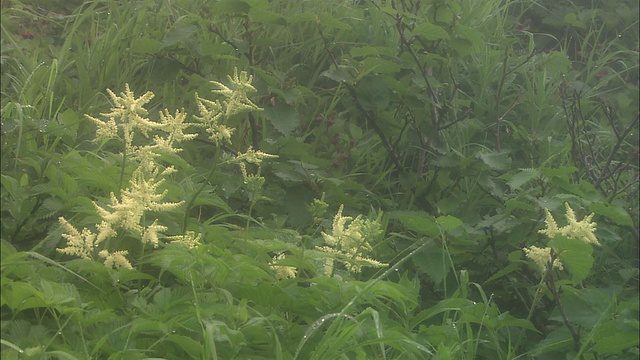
[2,0,638,358]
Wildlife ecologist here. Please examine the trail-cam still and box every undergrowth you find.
[1,0,638,359]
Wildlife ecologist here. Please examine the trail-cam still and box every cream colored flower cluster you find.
[523,203,599,274]
[270,253,297,280]
[57,68,272,269]
[317,205,387,275]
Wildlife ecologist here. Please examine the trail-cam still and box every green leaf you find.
[161,24,199,49]
[564,13,586,29]
[321,67,351,83]
[249,9,287,26]
[261,103,300,136]
[413,22,450,40]
[412,242,451,286]
[531,327,574,355]
[212,0,251,14]
[593,330,639,354]
[350,46,394,58]
[392,211,439,237]
[589,202,633,226]
[3,281,47,311]
[435,215,462,232]
[355,75,390,112]
[484,263,521,285]
[477,151,512,170]
[165,334,203,358]
[131,36,162,54]
[495,312,539,332]
[550,235,594,284]
[506,168,539,190]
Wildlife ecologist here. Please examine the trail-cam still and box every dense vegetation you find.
[1,0,638,359]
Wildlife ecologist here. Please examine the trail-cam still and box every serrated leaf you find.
[355,75,390,112]
[350,46,393,58]
[261,103,300,136]
[496,312,539,332]
[507,168,539,190]
[589,202,633,226]
[392,211,439,236]
[165,334,203,358]
[413,22,450,40]
[550,235,594,284]
[435,215,462,232]
[484,263,520,285]
[191,190,233,213]
[477,151,512,170]
[249,9,287,26]
[161,24,199,49]
[321,68,351,83]
[531,327,573,355]
[131,36,162,54]
[212,0,250,14]
[593,330,639,354]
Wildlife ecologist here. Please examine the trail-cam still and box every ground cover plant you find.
[1,0,638,359]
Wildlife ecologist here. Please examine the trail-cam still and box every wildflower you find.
[87,84,157,147]
[194,94,232,145]
[232,146,278,165]
[167,231,202,249]
[94,164,183,244]
[57,217,96,260]
[539,203,599,246]
[308,194,329,223]
[158,108,197,145]
[523,245,563,274]
[99,249,133,270]
[562,203,599,246]
[141,219,168,248]
[239,162,266,198]
[270,253,297,280]
[317,205,387,274]
[211,68,261,117]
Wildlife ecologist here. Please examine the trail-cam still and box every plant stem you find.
[182,144,220,233]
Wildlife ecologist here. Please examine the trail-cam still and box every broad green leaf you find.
[161,24,199,49]
[531,327,574,355]
[321,68,351,83]
[130,36,162,54]
[589,202,633,226]
[361,57,401,74]
[261,103,300,136]
[454,24,483,52]
[564,13,586,29]
[413,22,449,40]
[593,330,639,354]
[249,9,287,26]
[484,263,521,285]
[496,312,539,332]
[212,0,250,14]
[505,199,536,213]
[412,242,451,286]
[392,211,439,237]
[355,75,390,112]
[350,46,394,58]
[409,298,473,329]
[165,334,203,358]
[191,190,233,213]
[436,342,453,360]
[506,168,539,190]
[550,235,594,284]
[477,151,512,170]
[3,281,47,311]
[435,215,462,232]
[318,15,351,31]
